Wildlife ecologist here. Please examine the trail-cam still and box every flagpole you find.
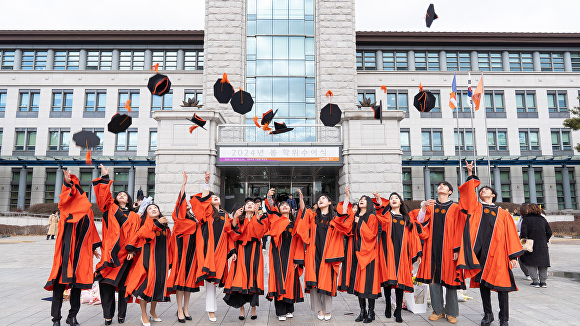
[454,71,463,184]
[468,71,477,175]
[481,73,492,185]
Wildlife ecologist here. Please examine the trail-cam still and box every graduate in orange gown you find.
[457,162,523,326]
[294,186,353,321]
[125,203,174,326]
[93,164,141,325]
[45,170,101,326]
[374,192,422,324]
[264,188,305,321]
[223,198,267,320]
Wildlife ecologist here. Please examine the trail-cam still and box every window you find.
[515,91,536,112]
[152,50,178,70]
[151,91,173,111]
[572,53,580,72]
[79,169,95,202]
[47,129,70,151]
[82,128,104,150]
[0,129,3,151]
[356,51,376,70]
[429,170,445,199]
[555,168,577,209]
[45,169,56,203]
[53,50,80,70]
[21,50,47,70]
[477,52,502,71]
[184,89,203,105]
[19,90,40,111]
[491,169,511,203]
[488,129,508,151]
[519,129,540,151]
[0,50,15,70]
[382,51,408,71]
[484,90,504,112]
[523,168,544,205]
[86,51,113,70]
[85,90,107,112]
[454,128,474,151]
[551,129,572,152]
[446,52,470,71]
[10,168,32,210]
[386,90,408,112]
[184,50,204,70]
[455,90,472,113]
[149,130,157,151]
[430,91,441,112]
[0,90,6,111]
[119,50,145,70]
[14,129,36,151]
[147,168,156,198]
[357,90,376,107]
[51,90,73,112]
[116,130,138,151]
[422,128,443,152]
[509,52,533,71]
[415,51,439,71]
[118,90,140,111]
[547,90,567,112]
[539,52,564,72]
[400,129,410,152]
[113,169,129,193]
[402,168,412,200]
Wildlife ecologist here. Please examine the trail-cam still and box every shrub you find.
[496,202,520,213]
[0,224,48,235]
[549,220,580,237]
[28,203,59,215]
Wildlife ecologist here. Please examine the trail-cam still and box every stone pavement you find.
[1,236,580,326]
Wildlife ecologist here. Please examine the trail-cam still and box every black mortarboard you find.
[269,122,294,135]
[187,113,207,132]
[108,113,133,134]
[213,73,234,104]
[73,130,100,149]
[148,73,171,96]
[230,88,254,115]
[426,4,438,28]
[372,100,383,124]
[320,103,342,127]
[261,109,277,126]
[413,84,437,113]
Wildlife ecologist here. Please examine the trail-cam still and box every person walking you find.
[519,203,552,288]
[287,194,298,215]
[47,210,59,240]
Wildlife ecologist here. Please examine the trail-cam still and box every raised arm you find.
[459,160,481,214]
[266,188,275,209]
[297,188,305,211]
[201,171,211,198]
[342,186,350,215]
[92,164,114,213]
[179,171,187,199]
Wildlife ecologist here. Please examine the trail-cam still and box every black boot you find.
[499,321,509,326]
[65,316,80,326]
[52,235,56,239]
[481,313,494,326]
[363,299,375,323]
[47,235,51,240]
[355,298,367,322]
[384,287,391,318]
[52,321,61,326]
[394,289,403,323]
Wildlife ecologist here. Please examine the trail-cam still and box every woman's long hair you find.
[140,203,164,227]
[355,195,376,223]
[277,201,295,223]
[114,191,134,212]
[315,194,336,224]
[230,202,255,225]
[385,192,412,229]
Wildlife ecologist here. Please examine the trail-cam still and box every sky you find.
[0,0,578,32]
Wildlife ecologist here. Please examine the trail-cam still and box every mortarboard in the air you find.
[426,4,438,28]
[72,130,101,165]
[147,63,172,96]
[186,113,207,132]
[371,100,383,124]
[319,90,342,127]
[269,121,294,135]
[413,84,437,112]
[213,73,235,104]
[252,109,278,131]
[108,113,132,134]
[230,88,254,115]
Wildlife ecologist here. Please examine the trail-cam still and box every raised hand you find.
[204,171,210,184]
[63,169,72,184]
[158,216,168,224]
[267,188,275,197]
[345,186,350,199]
[99,164,109,176]
[372,191,380,199]
[465,160,474,176]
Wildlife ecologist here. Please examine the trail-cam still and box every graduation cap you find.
[72,130,100,165]
[413,84,437,113]
[108,113,132,134]
[252,109,278,131]
[230,88,254,115]
[269,122,294,135]
[371,100,383,124]
[319,90,342,127]
[148,64,171,96]
[426,4,438,28]
[213,73,234,104]
[186,113,207,132]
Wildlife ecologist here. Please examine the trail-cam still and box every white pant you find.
[205,281,217,312]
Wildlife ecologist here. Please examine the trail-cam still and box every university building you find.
[0,0,579,213]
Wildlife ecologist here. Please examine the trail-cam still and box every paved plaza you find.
[1,235,579,326]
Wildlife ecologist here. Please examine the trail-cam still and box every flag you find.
[449,72,457,109]
[473,73,484,111]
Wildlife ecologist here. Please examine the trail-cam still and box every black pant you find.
[384,287,403,309]
[262,235,269,249]
[100,282,128,319]
[274,299,294,316]
[51,283,81,322]
[480,285,509,322]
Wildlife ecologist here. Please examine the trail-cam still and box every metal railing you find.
[217,124,342,143]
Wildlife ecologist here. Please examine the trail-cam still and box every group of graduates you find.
[45,161,523,326]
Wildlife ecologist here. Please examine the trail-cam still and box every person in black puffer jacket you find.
[519,203,552,288]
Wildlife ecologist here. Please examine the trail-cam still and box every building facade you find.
[0,1,579,213]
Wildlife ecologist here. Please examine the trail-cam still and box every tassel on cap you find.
[151,63,159,73]
[124,99,132,112]
[381,85,387,93]
[189,125,198,133]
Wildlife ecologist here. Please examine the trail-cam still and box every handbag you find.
[521,238,534,252]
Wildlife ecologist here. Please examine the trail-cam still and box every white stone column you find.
[562,166,572,209]
[79,49,87,70]
[408,50,416,71]
[501,51,510,71]
[91,167,98,203]
[144,49,152,70]
[564,52,572,72]
[17,167,27,209]
[112,50,120,70]
[46,49,55,70]
[439,51,447,71]
[53,168,63,203]
[128,166,135,199]
[471,51,479,71]
[14,49,22,70]
[376,50,383,70]
[528,166,537,203]
[423,167,431,199]
[494,166,502,202]
[533,51,541,72]
[177,49,185,70]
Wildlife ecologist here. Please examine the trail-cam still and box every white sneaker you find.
[286,313,293,318]
[278,316,287,321]
[524,276,532,281]
[324,313,332,321]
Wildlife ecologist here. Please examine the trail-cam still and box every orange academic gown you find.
[93,175,141,287]
[45,175,101,291]
[457,175,524,292]
[295,202,354,297]
[264,200,305,304]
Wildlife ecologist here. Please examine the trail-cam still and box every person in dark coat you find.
[519,203,552,288]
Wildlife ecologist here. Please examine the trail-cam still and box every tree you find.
[563,96,580,151]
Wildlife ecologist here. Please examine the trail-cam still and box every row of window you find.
[0,49,204,71]
[400,128,572,153]
[356,50,580,72]
[402,167,577,209]
[0,89,202,113]
[357,89,577,113]
[11,167,155,209]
